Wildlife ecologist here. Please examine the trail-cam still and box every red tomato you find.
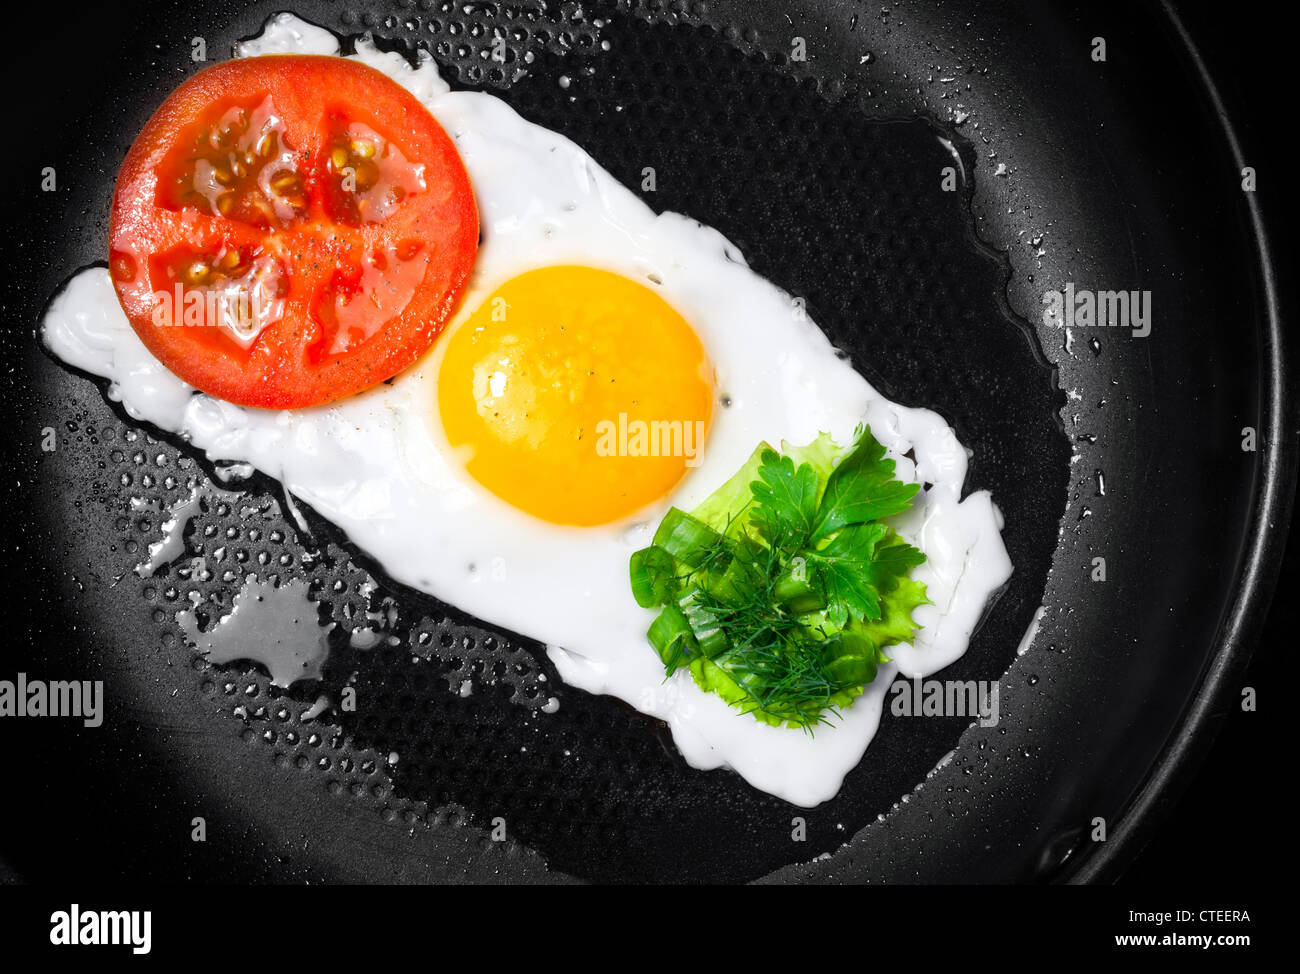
[108,55,479,409]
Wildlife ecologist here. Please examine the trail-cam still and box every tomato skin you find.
[109,55,479,409]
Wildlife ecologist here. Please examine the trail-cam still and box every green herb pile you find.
[629,425,929,731]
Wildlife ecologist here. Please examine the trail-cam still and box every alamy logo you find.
[595,413,707,467]
[49,905,151,954]
[889,677,1000,727]
[0,674,103,727]
[1042,283,1151,337]
[149,253,285,348]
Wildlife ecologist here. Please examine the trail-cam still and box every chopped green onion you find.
[677,590,728,659]
[646,603,697,674]
[826,654,878,686]
[652,507,726,569]
[772,563,826,613]
[629,545,677,608]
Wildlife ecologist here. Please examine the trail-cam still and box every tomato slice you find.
[108,55,479,409]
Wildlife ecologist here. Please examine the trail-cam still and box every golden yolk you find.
[437,266,714,526]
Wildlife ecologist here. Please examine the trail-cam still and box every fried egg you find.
[41,13,1013,807]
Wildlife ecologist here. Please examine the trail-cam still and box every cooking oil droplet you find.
[176,575,333,687]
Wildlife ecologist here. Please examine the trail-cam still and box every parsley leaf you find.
[749,449,819,551]
[811,426,920,543]
[812,526,924,626]
[806,522,887,626]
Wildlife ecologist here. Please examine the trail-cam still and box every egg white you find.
[41,13,1013,807]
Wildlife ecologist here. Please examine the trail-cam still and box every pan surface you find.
[0,0,1290,883]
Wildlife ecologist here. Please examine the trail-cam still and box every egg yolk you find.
[437,266,714,526]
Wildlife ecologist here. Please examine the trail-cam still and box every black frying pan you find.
[0,0,1290,884]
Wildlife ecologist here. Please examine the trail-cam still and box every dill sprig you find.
[689,543,856,731]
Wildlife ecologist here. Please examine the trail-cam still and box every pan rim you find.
[1061,0,1295,884]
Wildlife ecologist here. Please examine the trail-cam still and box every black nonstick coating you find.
[0,0,1290,883]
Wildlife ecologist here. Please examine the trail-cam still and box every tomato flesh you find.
[109,55,479,409]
